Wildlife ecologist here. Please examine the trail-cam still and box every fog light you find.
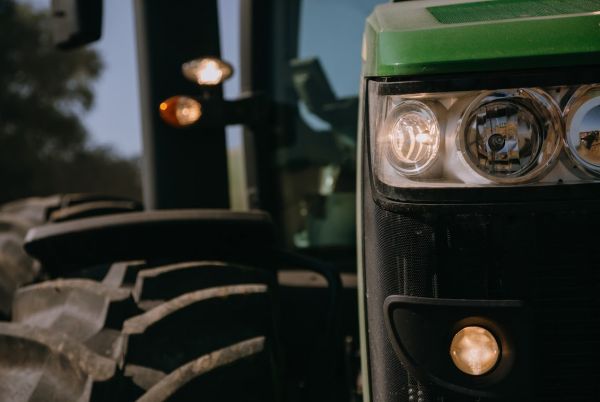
[159,96,202,127]
[450,326,500,376]
[182,57,233,86]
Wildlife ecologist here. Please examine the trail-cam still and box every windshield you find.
[268,0,379,251]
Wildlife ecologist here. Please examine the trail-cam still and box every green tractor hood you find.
[363,0,600,77]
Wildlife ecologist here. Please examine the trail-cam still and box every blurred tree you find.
[0,0,141,203]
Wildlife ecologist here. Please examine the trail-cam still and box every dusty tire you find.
[1,210,281,401]
[0,194,142,318]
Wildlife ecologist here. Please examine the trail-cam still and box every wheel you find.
[2,209,281,401]
[0,194,142,318]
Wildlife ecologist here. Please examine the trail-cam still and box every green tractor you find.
[1,0,600,401]
[359,2,600,401]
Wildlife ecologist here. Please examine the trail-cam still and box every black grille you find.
[530,216,600,401]
[363,194,440,402]
[363,197,600,401]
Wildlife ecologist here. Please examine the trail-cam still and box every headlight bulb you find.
[564,85,600,176]
[459,89,562,184]
[380,100,442,176]
[450,326,500,376]
[467,101,541,175]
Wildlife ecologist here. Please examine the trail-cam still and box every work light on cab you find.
[182,57,233,86]
[159,96,202,128]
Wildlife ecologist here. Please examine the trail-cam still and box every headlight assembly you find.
[368,80,600,191]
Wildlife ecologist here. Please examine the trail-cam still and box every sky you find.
[82,0,141,157]
[299,0,380,98]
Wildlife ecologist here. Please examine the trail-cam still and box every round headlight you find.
[450,326,500,376]
[458,89,562,184]
[380,101,442,176]
[564,85,600,176]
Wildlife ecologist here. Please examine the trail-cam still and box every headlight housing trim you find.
[364,66,600,204]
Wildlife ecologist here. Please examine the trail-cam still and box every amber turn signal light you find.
[159,96,202,128]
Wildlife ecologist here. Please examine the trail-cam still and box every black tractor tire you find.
[0,209,281,402]
[0,194,142,318]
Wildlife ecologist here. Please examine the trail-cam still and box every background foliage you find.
[0,0,141,203]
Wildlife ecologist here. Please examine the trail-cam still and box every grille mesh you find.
[364,198,439,402]
[364,197,600,401]
[529,215,600,401]
[429,0,600,24]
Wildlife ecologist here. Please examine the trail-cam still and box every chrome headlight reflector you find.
[459,89,562,184]
[564,85,600,177]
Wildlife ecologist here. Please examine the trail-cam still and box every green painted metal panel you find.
[364,0,600,77]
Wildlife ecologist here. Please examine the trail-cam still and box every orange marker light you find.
[159,96,202,128]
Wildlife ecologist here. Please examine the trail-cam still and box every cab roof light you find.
[182,57,233,86]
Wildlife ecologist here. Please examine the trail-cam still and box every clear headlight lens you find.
[564,85,600,176]
[380,101,441,176]
[459,90,562,184]
[368,81,600,189]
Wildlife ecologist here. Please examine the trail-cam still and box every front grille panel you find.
[363,196,600,401]
[363,191,439,402]
[442,213,600,400]
[530,215,600,401]
[532,269,600,401]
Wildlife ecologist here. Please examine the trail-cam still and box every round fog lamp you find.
[380,100,442,176]
[564,85,600,176]
[459,89,562,184]
[450,326,500,376]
